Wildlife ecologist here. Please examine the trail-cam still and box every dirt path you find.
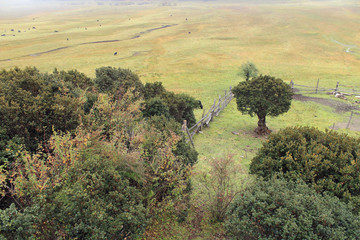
[293,93,360,131]
[0,24,177,62]
[293,93,360,113]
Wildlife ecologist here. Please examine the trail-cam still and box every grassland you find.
[1,1,360,236]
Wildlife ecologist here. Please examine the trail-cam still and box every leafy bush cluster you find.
[226,176,360,240]
[225,126,360,239]
[143,81,200,126]
[0,66,198,239]
[94,67,201,126]
[250,126,360,208]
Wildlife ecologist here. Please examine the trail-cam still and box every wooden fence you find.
[182,86,234,147]
[290,79,360,96]
[330,111,360,131]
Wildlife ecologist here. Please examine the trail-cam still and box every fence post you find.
[346,111,354,129]
[290,80,294,90]
[199,108,206,131]
[182,120,194,147]
[315,78,320,94]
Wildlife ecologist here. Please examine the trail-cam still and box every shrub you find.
[94,66,144,97]
[143,98,170,119]
[143,82,201,126]
[225,176,360,240]
[250,126,360,208]
[0,67,85,152]
[197,154,245,222]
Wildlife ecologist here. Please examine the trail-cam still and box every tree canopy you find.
[238,61,258,81]
[232,75,293,134]
[250,126,360,210]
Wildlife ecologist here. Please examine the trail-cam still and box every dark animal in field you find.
[1,34,5,36]
[18,30,21,33]
[32,27,36,29]
[11,29,14,31]
[54,30,58,32]
[186,18,188,21]
[198,100,203,109]
[188,32,191,34]
[67,38,69,41]
[97,19,99,22]
[114,52,117,55]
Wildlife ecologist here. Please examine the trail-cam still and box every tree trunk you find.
[255,114,271,135]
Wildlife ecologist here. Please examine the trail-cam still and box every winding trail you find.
[293,93,360,113]
[0,24,177,62]
[330,38,360,56]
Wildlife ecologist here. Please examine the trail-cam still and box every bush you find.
[143,98,170,119]
[143,82,201,126]
[197,154,245,222]
[250,126,360,208]
[0,130,148,239]
[0,67,85,152]
[94,66,144,97]
[225,176,360,240]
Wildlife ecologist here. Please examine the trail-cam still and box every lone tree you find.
[238,61,258,81]
[232,75,293,135]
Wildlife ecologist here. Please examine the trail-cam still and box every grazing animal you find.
[188,32,191,34]
[67,38,69,41]
[114,52,117,56]
[198,100,203,109]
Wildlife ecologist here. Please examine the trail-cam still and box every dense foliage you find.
[94,66,144,97]
[250,126,360,209]
[232,75,293,134]
[0,67,85,152]
[0,67,198,238]
[225,176,360,240]
[144,82,200,126]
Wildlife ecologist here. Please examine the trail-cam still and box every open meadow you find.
[1,0,360,236]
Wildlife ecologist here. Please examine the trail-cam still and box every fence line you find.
[182,86,234,146]
[290,80,360,96]
[330,111,360,131]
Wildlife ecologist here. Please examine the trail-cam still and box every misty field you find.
[1,0,359,166]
